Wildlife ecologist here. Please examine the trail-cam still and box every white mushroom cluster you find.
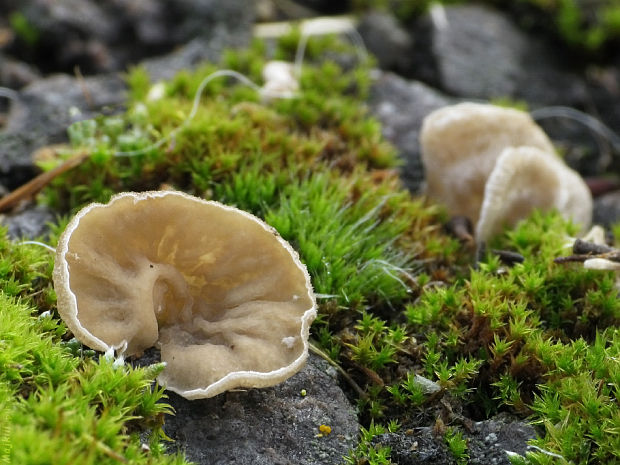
[53,191,316,399]
[420,102,592,241]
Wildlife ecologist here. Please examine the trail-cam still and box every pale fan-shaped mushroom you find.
[420,102,556,225]
[476,146,592,241]
[53,191,316,399]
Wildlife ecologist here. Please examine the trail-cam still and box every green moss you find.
[41,34,392,211]
[445,427,469,465]
[265,174,428,311]
[344,421,394,465]
[525,330,620,463]
[336,211,617,464]
[0,226,56,311]
[0,220,186,463]
[489,97,530,112]
[390,212,618,463]
[0,293,186,465]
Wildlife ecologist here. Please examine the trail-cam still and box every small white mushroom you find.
[421,102,556,226]
[420,102,592,240]
[53,191,316,399]
[476,146,592,241]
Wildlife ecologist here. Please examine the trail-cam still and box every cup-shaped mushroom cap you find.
[53,191,316,399]
[420,102,556,224]
[476,146,592,241]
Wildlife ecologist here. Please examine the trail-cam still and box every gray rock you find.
[0,73,126,190]
[372,427,456,465]
[163,354,359,465]
[0,205,56,239]
[142,34,247,82]
[533,111,615,178]
[9,0,122,73]
[357,11,414,74]
[413,4,586,106]
[3,0,254,75]
[467,413,537,465]
[368,71,451,193]
[6,73,126,135]
[0,132,41,190]
[133,0,255,80]
[0,55,41,89]
[161,0,254,46]
[27,0,119,42]
[593,190,620,227]
[584,66,620,175]
[0,0,255,189]
[254,0,318,22]
[373,413,536,465]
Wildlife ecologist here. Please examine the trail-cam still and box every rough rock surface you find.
[0,205,55,239]
[0,0,255,75]
[162,354,359,465]
[533,113,614,178]
[593,190,620,227]
[0,55,41,89]
[0,73,126,189]
[373,413,536,465]
[142,33,249,82]
[467,414,537,465]
[357,11,414,74]
[368,71,451,193]
[410,4,586,106]
[373,428,456,464]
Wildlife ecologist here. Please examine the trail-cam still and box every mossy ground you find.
[1,31,619,464]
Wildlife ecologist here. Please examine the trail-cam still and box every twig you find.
[555,239,620,264]
[0,151,89,212]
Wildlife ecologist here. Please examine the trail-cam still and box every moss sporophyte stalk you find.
[1,31,619,465]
